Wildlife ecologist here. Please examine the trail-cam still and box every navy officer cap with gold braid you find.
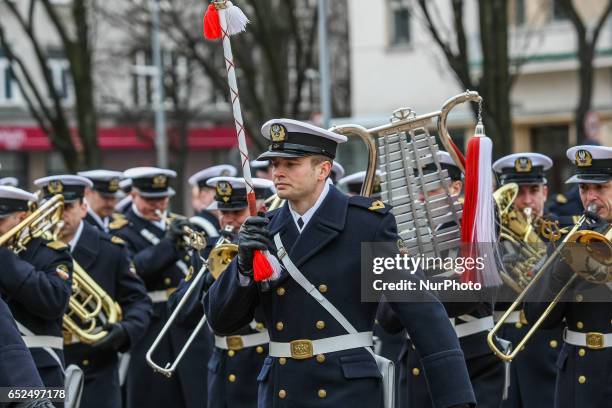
[77,169,123,197]
[493,152,553,186]
[566,145,612,184]
[206,176,275,211]
[257,118,347,160]
[123,167,177,198]
[0,186,37,218]
[34,175,93,202]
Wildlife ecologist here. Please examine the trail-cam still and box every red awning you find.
[0,126,240,151]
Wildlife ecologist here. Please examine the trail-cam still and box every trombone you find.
[487,205,610,361]
[146,227,237,377]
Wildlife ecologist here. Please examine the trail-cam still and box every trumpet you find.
[487,204,611,361]
[63,261,123,344]
[146,227,238,377]
[156,210,207,251]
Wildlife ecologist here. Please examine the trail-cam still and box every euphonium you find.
[0,194,65,251]
[63,261,123,344]
[494,183,547,292]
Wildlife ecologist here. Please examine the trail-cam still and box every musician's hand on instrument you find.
[237,216,271,277]
[92,323,129,352]
[165,219,191,246]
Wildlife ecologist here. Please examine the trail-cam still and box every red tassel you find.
[203,4,222,40]
[253,250,272,281]
[460,136,480,283]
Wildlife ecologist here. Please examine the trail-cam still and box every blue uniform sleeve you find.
[168,267,213,328]
[524,256,570,329]
[203,259,259,336]
[116,230,183,286]
[114,245,153,351]
[0,298,44,388]
[0,247,72,320]
[375,213,476,408]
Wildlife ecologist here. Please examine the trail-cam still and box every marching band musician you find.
[524,145,612,408]
[492,153,563,408]
[169,176,274,408]
[204,119,475,408]
[35,175,153,408]
[189,164,238,236]
[377,151,505,408]
[110,167,211,408]
[115,179,133,214]
[0,185,73,399]
[77,170,125,233]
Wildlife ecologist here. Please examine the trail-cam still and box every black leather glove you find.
[165,219,192,250]
[202,270,216,292]
[92,323,129,353]
[237,216,272,277]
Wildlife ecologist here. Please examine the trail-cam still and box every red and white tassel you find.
[203,1,249,40]
[253,250,282,282]
[460,120,501,287]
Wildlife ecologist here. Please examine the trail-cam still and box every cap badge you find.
[575,149,592,167]
[216,181,233,203]
[514,157,532,173]
[108,178,120,192]
[152,175,168,189]
[220,169,231,176]
[270,124,287,142]
[47,180,63,194]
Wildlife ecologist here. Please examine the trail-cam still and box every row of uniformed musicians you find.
[1,124,609,408]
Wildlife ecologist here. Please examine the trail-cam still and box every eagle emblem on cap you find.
[216,181,233,203]
[575,149,592,167]
[514,157,532,173]
[108,178,120,192]
[47,180,63,194]
[221,169,231,176]
[270,124,287,142]
[152,175,168,188]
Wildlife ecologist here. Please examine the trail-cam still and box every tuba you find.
[487,204,612,361]
[494,183,547,292]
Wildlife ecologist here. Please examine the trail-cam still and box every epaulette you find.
[46,240,68,250]
[556,194,568,204]
[348,196,392,214]
[110,236,126,246]
[109,215,129,230]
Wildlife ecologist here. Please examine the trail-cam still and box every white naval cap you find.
[258,118,347,160]
[492,152,553,185]
[330,161,345,182]
[123,167,177,197]
[251,159,270,170]
[119,178,132,192]
[188,164,238,188]
[34,175,93,202]
[77,169,124,197]
[206,176,275,211]
[421,151,463,181]
[0,186,37,217]
[566,145,612,184]
[0,177,19,187]
[337,169,382,196]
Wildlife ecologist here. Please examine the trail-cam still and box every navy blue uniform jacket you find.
[205,186,475,408]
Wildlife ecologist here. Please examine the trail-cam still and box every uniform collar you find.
[86,207,109,231]
[288,178,332,233]
[70,221,99,270]
[68,221,85,253]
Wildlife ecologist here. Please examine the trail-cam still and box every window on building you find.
[552,0,569,21]
[530,125,569,193]
[47,58,73,103]
[131,49,190,108]
[0,57,20,105]
[389,0,412,46]
[512,0,526,26]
